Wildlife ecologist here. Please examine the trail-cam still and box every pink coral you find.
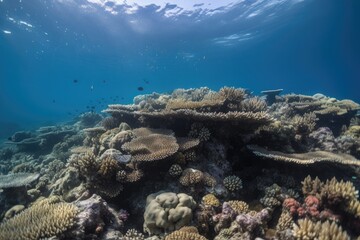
[304,195,320,218]
[283,198,300,216]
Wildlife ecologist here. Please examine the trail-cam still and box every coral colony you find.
[0,86,360,240]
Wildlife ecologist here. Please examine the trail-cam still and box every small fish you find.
[102,80,106,83]
[52,99,56,103]
[137,86,144,91]
[90,85,94,91]
[143,78,149,84]
[73,79,78,83]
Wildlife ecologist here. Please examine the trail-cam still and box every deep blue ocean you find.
[0,0,359,139]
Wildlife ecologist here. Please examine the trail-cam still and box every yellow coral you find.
[202,194,220,207]
[0,200,78,240]
[69,152,98,177]
[293,219,350,240]
[227,200,249,214]
[302,175,323,196]
[321,177,359,202]
[98,156,120,178]
[276,211,294,231]
[347,199,360,218]
[165,227,208,240]
[179,168,204,186]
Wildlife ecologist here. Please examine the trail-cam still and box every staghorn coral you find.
[218,86,246,103]
[0,199,78,240]
[248,145,360,166]
[291,112,317,134]
[223,175,243,192]
[0,173,39,189]
[240,97,267,113]
[143,191,197,235]
[122,133,179,162]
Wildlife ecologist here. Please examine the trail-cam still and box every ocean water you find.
[0,0,359,137]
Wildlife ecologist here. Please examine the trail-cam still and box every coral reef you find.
[0,87,359,240]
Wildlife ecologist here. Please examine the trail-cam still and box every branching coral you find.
[0,199,78,240]
[179,168,216,188]
[227,200,249,215]
[68,152,98,177]
[202,194,221,207]
[223,175,243,192]
[169,164,183,177]
[218,86,246,103]
[293,219,350,240]
[98,156,120,179]
[121,228,145,240]
[240,97,267,113]
[165,227,208,240]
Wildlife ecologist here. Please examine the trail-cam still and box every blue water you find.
[0,0,359,137]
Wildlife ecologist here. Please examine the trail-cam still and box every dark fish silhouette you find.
[52,99,56,103]
[73,79,78,83]
[137,87,144,91]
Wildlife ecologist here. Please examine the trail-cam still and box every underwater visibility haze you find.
[0,0,360,240]
[0,0,359,132]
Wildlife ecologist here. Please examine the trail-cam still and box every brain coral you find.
[143,191,197,235]
[0,200,78,240]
